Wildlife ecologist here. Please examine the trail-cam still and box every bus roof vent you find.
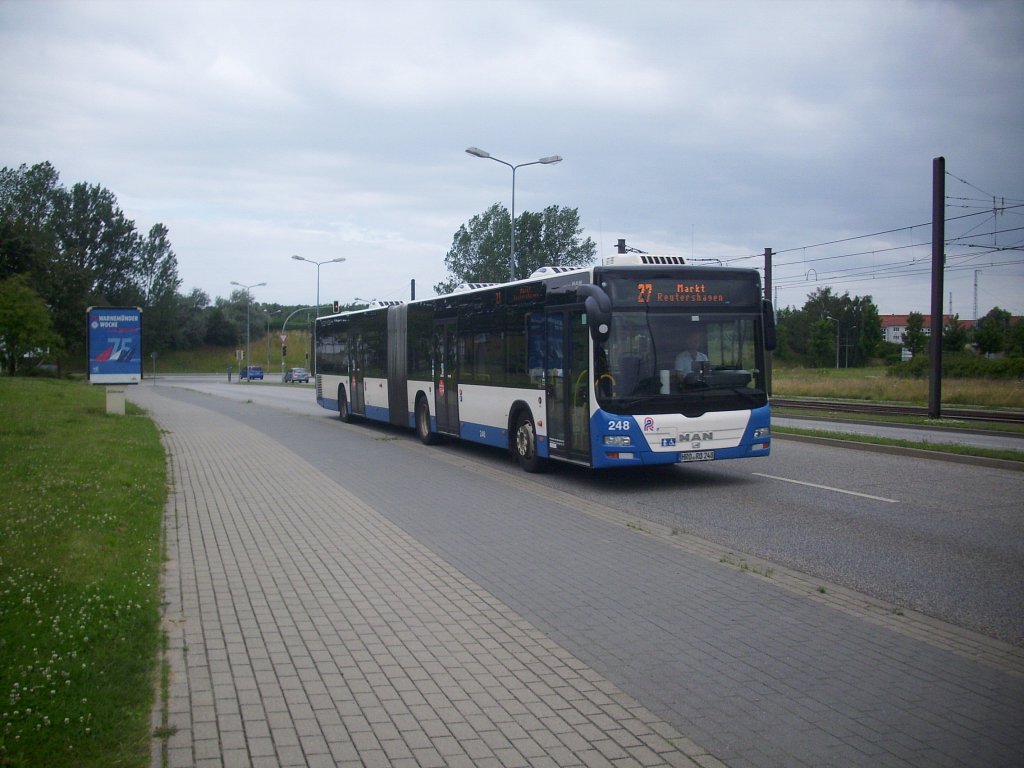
[529,266,578,278]
[602,254,688,266]
[363,299,404,307]
[454,282,499,293]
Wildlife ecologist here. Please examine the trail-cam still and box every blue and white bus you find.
[315,252,776,471]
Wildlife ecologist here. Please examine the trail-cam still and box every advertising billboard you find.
[87,307,142,384]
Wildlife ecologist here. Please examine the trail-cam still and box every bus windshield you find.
[596,310,766,415]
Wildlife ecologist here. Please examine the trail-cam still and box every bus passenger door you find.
[433,319,459,435]
[350,332,365,415]
[546,308,590,462]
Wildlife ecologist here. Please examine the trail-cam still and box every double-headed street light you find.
[230,280,266,381]
[291,255,347,316]
[291,255,346,376]
[465,147,562,281]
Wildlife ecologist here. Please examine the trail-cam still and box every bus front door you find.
[546,308,590,463]
[434,319,459,435]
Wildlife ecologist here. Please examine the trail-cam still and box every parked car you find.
[283,367,310,383]
[240,365,264,380]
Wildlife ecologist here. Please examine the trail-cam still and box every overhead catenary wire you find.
[745,170,1023,312]
[719,204,1024,270]
[770,244,1023,289]
[771,257,1023,293]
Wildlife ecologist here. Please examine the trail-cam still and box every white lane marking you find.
[753,473,900,503]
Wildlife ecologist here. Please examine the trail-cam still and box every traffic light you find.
[281,345,287,357]
[333,300,340,313]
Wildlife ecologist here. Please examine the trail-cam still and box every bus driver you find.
[672,326,708,385]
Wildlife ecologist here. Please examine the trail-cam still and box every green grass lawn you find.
[152,332,312,375]
[771,364,1024,409]
[0,379,166,768]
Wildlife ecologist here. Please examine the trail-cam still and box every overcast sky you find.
[2,0,1022,318]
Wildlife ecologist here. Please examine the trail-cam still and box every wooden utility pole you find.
[929,157,945,419]
[764,247,773,397]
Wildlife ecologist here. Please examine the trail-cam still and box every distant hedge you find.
[887,352,1024,379]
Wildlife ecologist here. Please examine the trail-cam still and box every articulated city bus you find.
[315,253,776,471]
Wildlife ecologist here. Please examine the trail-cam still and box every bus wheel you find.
[416,396,438,445]
[514,411,544,473]
[338,385,353,423]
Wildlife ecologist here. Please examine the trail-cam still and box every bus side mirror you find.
[762,299,778,351]
[578,284,612,343]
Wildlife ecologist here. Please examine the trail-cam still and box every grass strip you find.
[774,424,1024,463]
[0,378,166,768]
[773,406,1024,436]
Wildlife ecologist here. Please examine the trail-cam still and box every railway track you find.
[770,397,1024,425]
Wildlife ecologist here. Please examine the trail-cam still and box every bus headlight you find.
[603,435,632,447]
[751,426,771,451]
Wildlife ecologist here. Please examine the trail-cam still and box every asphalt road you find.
[148,375,1024,648]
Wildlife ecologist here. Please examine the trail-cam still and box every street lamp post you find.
[230,280,267,381]
[291,255,346,376]
[465,147,562,281]
[266,309,281,367]
[826,315,840,369]
[845,325,857,368]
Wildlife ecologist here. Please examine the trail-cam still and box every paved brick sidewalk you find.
[133,387,714,767]
[134,384,1024,768]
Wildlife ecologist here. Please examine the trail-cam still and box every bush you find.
[887,352,1024,380]
[877,341,905,366]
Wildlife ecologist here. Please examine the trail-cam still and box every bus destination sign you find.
[505,283,545,305]
[635,280,728,305]
[598,276,761,309]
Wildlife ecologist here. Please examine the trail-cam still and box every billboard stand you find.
[106,386,126,415]
[87,307,143,415]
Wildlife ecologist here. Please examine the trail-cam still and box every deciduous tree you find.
[902,312,927,355]
[1,162,183,366]
[436,203,595,294]
[976,307,1011,355]
[942,315,969,352]
[0,274,61,374]
[772,287,879,366]
[139,223,183,353]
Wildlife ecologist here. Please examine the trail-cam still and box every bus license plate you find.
[679,450,715,462]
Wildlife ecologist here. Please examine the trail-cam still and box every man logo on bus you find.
[643,417,655,431]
